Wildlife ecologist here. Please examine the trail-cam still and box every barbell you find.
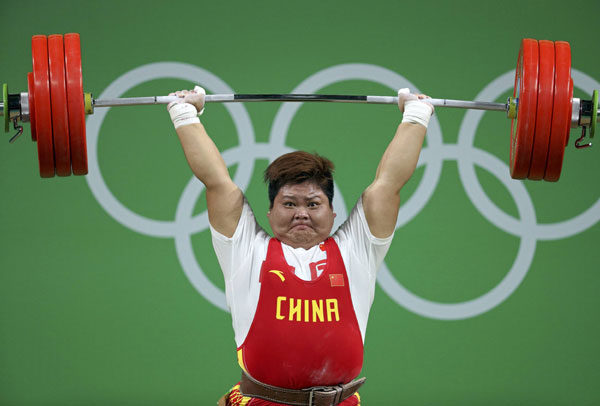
[1,34,598,181]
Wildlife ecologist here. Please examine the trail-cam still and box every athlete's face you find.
[267,181,336,249]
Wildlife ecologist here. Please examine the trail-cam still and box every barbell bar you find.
[90,94,509,111]
[1,34,599,181]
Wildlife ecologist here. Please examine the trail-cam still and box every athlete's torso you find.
[238,237,364,389]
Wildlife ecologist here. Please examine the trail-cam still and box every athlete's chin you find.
[292,230,314,241]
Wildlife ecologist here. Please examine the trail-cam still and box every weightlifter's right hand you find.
[167,85,206,129]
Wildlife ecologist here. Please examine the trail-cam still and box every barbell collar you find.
[572,98,581,128]
[578,98,597,127]
[20,92,30,122]
[0,95,24,121]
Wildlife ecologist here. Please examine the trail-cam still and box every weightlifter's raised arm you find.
[362,89,434,238]
[167,86,243,237]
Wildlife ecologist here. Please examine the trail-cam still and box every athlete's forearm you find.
[176,122,233,188]
[373,122,427,193]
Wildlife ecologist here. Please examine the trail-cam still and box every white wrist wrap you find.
[169,102,200,129]
[402,100,433,129]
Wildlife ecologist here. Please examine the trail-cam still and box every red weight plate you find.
[64,33,88,175]
[510,39,539,179]
[528,40,555,180]
[27,72,37,142]
[544,41,572,182]
[48,34,71,176]
[32,35,55,178]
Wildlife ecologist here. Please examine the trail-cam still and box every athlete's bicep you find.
[361,182,400,239]
[206,181,244,238]
[211,198,266,281]
[335,197,394,281]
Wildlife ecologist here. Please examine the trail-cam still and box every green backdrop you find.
[1,1,599,404]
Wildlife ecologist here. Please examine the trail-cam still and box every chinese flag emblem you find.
[330,274,345,287]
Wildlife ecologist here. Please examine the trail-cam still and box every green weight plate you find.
[3,83,8,132]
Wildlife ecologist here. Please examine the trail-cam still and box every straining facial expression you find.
[267,181,336,249]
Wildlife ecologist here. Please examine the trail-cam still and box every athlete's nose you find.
[294,207,309,219]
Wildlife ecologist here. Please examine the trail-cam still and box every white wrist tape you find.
[402,100,433,129]
[169,102,200,129]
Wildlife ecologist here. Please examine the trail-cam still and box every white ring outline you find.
[86,62,256,238]
[379,68,600,320]
[85,62,256,310]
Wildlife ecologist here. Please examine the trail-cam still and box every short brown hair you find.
[264,151,335,208]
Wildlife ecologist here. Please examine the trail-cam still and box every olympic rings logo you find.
[85,63,600,320]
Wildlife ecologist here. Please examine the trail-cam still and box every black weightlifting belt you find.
[239,370,366,406]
